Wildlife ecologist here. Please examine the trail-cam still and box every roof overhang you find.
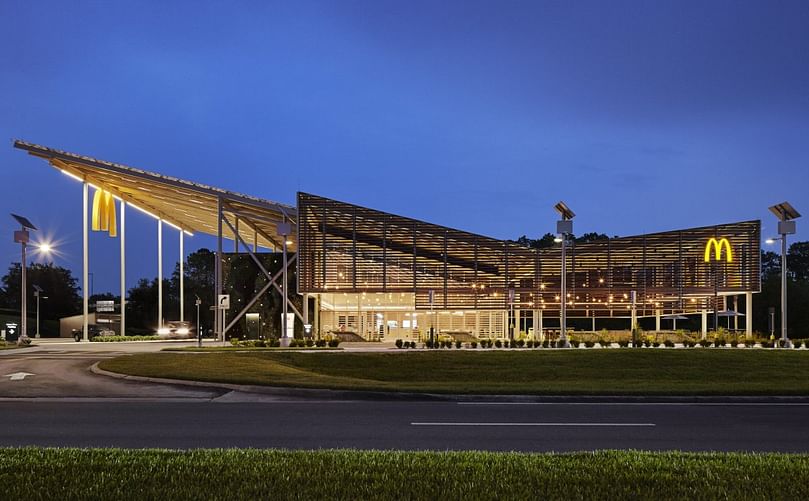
[14,140,296,251]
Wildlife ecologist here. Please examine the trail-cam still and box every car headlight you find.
[157,328,171,335]
[176,328,189,335]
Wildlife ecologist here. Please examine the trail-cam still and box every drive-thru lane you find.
[0,340,223,399]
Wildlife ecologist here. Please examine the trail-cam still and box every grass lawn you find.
[99,349,809,395]
[1,448,807,500]
[163,346,342,352]
[0,343,30,350]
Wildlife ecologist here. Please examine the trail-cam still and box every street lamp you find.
[554,201,575,348]
[195,295,202,347]
[767,202,801,348]
[11,214,37,338]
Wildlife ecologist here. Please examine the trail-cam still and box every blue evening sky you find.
[1,0,808,294]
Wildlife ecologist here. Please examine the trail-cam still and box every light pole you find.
[766,202,800,348]
[195,295,202,347]
[554,202,575,348]
[33,285,47,338]
[11,214,38,338]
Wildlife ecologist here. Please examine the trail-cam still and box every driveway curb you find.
[90,363,809,403]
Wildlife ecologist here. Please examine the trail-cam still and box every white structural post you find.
[158,219,163,329]
[82,182,89,342]
[733,296,738,331]
[655,309,661,332]
[701,308,708,339]
[120,200,126,336]
[179,230,184,323]
[745,292,753,339]
[538,308,543,341]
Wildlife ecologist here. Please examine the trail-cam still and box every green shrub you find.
[517,339,525,348]
[315,339,326,347]
[327,339,340,348]
[643,340,651,348]
[470,341,478,348]
[305,339,314,347]
[618,340,629,348]
[542,340,550,348]
[584,341,595,348]
[571,340,580,348]
[793,340,803,349]
[230,338,240,346]
[729,340,738,348]
[664,340,674,348]
[652,342,661,348]
[698,339,711,348]
[599,340,611,348]
[495,340,502,348]
[455,340,462,349]
[395,339,404,349]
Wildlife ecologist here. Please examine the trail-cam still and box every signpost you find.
[218,294,230,344]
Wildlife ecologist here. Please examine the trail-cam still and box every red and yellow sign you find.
[91,189,117,237]
[704,237,732,263]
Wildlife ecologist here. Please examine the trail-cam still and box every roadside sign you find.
[428,290,434,306]
[218,294,230,310]
[96,300,115,312]
[5,323,17,341]
[508,289,515,305]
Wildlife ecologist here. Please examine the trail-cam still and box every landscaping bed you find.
[0,448,807,500]
[99,349,809,395]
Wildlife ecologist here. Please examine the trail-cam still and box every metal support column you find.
[701,308,708,339]
[120,200,126,336]
[745,292,753,339]
[732,296,738,331]
[234,217,239,253]
[82,182,89,342]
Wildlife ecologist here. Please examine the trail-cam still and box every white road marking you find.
[458,402,809,406]
[411,422,655,427]
[4,372,35,381]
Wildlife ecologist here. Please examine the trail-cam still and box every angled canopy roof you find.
[14,140,296,250]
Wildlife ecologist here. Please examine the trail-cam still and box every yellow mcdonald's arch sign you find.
[704,237,732,263]
[91,189,117,237]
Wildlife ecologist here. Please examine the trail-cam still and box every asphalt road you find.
[2,400,809,451]
[2,340,809,452]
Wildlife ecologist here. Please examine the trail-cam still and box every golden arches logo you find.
[91,189,117,237]
[704,238,732,263]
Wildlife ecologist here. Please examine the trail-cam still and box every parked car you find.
[72,325,116,342]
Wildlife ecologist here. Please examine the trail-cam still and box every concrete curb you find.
[90,362,809,404]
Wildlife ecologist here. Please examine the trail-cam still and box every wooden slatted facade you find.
[297,193,760,316]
